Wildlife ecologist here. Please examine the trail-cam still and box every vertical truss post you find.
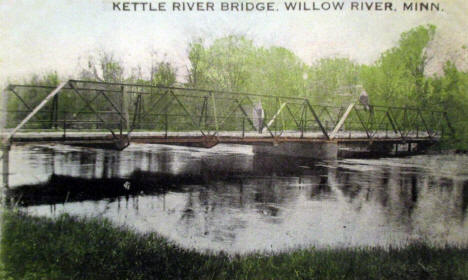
[123,86,130,133]
[301,101,307,138]
[165,104,168,138]
[199,96,207,128]
[132,94,142,130]
[366,107,375,133]
[54,95,59,129]
[210,91,219,133]
[275,97,279,135]
[46,94,54,129]
[300,104,304,138]
[1,87,9,138]
[242,117,245,138]
[402,106,412,138]
[138,95,143,129]
[119,86,124,136]
[2,145,10,201]
[49,95,56,129]
[62,112,67,139]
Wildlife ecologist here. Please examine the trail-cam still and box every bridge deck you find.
[2,130,437,147]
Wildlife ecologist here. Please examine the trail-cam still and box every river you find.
[2,143,467,254]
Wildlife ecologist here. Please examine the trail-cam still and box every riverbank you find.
[1,211,467,280]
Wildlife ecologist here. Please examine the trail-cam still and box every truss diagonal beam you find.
[285,103,301,129]
[216,97,246,130]
[330,103,354,139]
[9,87,33,111]
[265,102,287,130]
[170,90,206,137]
[353,108,371,139]
[4,81,68,143]
[99,90,127,124]
[305,100,329,140]
[69,82,117,138]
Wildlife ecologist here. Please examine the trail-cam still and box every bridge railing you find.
[2,80,453,145]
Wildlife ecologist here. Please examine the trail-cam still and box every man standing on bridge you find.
[359,89,373,113]
[253,101,265,133]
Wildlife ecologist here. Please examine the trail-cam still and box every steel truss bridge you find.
[1,80,454,153]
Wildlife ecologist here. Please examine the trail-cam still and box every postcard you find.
[1,0,467,279]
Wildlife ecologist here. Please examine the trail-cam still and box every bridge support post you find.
[1,145,10,209]
[1,87,8,136]
[2,145,9,188]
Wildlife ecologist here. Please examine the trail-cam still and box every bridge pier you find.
[252,141,434,159]
[253,142,338,160]
[1,145,10,209]
[114,135,131,151]
[338,142,394,158]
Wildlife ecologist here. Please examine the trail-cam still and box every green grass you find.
[1,210,467,280]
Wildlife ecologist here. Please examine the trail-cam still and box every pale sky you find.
[1,0,468,85]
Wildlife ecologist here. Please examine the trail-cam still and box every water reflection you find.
[2,144,468,253]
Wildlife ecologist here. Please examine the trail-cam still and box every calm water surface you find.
[2,144,468,253]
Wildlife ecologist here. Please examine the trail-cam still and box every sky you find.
[1,0,468,85]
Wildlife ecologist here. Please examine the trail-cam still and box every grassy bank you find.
[1,211,467,280]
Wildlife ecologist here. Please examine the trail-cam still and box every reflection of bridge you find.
[1,80,454,158]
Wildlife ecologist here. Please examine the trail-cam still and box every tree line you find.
[6,25,468,149]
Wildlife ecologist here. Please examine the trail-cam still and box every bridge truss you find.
[1,80,454,149]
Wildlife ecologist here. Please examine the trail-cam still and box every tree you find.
[79,52,125,83]
[186,35,309,96]
[186,36,256,91]
[361,24,436,106]
[429,61,468,148]
[151,62,177,86]
[307,58,361,105]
